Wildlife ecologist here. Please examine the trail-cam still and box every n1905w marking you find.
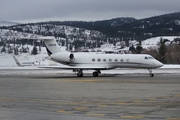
[49,44,56,46]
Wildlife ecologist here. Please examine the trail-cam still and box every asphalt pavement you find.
[0,69,180,120]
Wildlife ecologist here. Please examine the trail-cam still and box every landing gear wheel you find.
[77,70,83,77]
[148,69,154,77]
[149,74,154,77]
[77,72,83,77]
[92,72,98,77]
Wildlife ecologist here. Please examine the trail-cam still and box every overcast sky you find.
[1,0,180,23]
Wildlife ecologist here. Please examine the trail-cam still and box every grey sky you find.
[0,0,180,23]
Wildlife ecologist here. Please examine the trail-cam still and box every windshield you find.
[144,56,154,60]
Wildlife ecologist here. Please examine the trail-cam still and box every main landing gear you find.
[148,69,154,77]
[92,70,101,77]
[77,69,83,77]
[76,69,101,77]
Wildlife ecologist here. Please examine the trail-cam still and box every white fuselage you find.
[50,52,163,70]
[20,37,163,77]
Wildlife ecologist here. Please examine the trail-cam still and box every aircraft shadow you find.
[29,74,117,79]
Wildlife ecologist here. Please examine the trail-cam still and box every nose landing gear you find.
[148,69,154,77]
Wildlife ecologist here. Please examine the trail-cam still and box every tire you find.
[93,72,98,77]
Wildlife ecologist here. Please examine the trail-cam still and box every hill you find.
[1,12,180,41]
[0,21,20,27]
[116,12,180,40]
[48,12,180,39]
[44,17,136,36]
[1,12,180,54]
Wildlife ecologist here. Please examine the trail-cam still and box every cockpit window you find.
[148,56,154,59]
[145,57,148,59]
[145,56,154,60]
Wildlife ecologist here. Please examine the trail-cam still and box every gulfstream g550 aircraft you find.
[25,36,163,77]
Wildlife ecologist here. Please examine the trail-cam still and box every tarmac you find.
[0,69,180,120]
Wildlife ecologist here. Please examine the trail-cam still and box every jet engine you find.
[69,53,74,61]
[50,52,75,62]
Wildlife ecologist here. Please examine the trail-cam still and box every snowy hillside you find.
[1,23,180,67]
[142,36,180,49]
[0,23,105,50]
[0,29,41,41]
[2,24,104,43]
[0,35,180,74]
[0,35,180,68]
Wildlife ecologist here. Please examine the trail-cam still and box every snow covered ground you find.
[1,36,180,75]
[0,53,180,75]
[141,36,180,49]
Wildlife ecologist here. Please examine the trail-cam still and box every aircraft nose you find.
[155,61,164,68]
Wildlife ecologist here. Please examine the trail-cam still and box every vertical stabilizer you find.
[40,37,61,56]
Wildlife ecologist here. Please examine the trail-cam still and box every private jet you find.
[22,36,163,77]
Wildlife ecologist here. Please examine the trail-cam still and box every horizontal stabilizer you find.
[12,55,23,67]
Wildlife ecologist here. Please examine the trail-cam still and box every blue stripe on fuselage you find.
[45,46,52,56]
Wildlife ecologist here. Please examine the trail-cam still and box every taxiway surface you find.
[0,69,180,120]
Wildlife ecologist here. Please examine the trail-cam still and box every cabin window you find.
[120,59,124,62]
[98,58,101,62]
[103,58,106,62]
[92,58,95,62]
[109,58,112,62]
[115,59,118,62]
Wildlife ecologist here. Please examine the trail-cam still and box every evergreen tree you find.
[129,45,135,53]
[31,46,38,55]
[39,46,41,53]
[1,46,6,53]
[69,44,73,51]
[14,46,19,55]
[158,38,166,63]
[8,46,13,54]
[125,40,129,47]
[61,40,65,46]
[136,45,143,54]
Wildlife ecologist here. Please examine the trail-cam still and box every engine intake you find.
[69,53,74,60]
[50,52,75,63]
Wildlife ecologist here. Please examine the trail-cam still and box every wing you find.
[39,65,107,70]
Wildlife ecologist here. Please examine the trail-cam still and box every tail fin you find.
[40,37,61,56]
[12,55,23,67]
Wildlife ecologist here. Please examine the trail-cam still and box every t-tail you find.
[41,37,61,56]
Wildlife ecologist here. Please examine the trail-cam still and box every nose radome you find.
[156,61,164,67]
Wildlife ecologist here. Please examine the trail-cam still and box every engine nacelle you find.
[50,52,75,63]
